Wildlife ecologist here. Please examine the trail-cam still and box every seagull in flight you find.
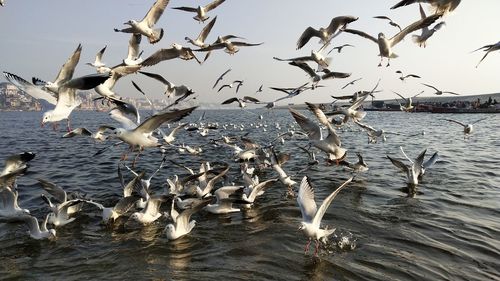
[296,16,359,50]
[393,90,424,112]
[327,44,355,55]
[373,16,402,31]
[396,70,421,81]
[185,16,217,48]
[343,13,443,66]
[218,80,244,93]
[212,68,231,89]
[114,0,169,44]
[390,0,461,14]
[421,83,459,95]
[340,78,362,90]
[297,176,353,256]
[444,118,488,137]
[172,0,226,23]
[412,4,446,48]
[141,43,202,66]
[472,41,500,68]
[287,61,351,86]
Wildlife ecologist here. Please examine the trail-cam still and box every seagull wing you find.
[139,71,172,87]
[248,179,278,202]
[172,6,197,12]
[342,29,378,44]
[326,15,359,34]
[221,97,239,105]
[322,71,351,80]
[3,72,57,105]
[213,68,231,89]
[296,27,322,50]
[113,196,141,215]
[197,16,217,42]
[421,83,440,92]
[62,127,92,138]
[312,176,353,228]
[53,44,82,85]
[134,106,197,134]
[288,61,316,78]
[423,152,439,171]
[141,0,169,27]
[176,198,211,232]
[127,34,142,60]
[289,108,322,141]
[205,0,226,12]
[354,120,377,134]
[141,47,180,67]
[63,73,110,90]
[37,178,67,203]
[297,176,317,223]
[389,13,442,47]
[387,155,409,173]
[444,119,466,127]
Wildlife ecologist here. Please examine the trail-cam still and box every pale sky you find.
[1,0,499,106]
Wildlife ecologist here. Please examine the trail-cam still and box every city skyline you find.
[0,1,499,108]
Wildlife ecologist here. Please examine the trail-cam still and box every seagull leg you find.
[66,119,72,132]
[304,238,312,254]
[378,57,383,67]
[386,59,391,67]
[132,147,143,168]
[313,240,320,257]
[52,122,58,131]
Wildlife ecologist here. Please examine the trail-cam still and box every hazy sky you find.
[1,0,499,106]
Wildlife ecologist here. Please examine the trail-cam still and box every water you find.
[0,109,499,281]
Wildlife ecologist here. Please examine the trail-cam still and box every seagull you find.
[328,88,371,124]
[164,197,211,240]
[274,50,332,71]
[108,98,141,130]
[472,41,500,68]
[393,90,424,112]
[94,64,141,101]
[298,176,353,256]
[412,4,446,48]
[241,176,278,204]
[296,16,359,50]
[270,82,318,103]
[160,123,188,145]
[269,149,296,196]
[289,108,346,163]
[141,43,202,66]
[396,70,421,81]
[288,61,351,86]
[172,0,226,23]
[20,214,57,240]
[390,0,461,14]
[204,185,243,214]
[114,0,169,44]
[123,34,144,66]
[0,186,30,219]
[62,126,113,141]
[373,16,402,31]
[185,16,217,48]
[86,45,107,69]
[255,84,263,93]
[1,151,36,177]
[109,106,197,164]
[129,195,170,224]
[339,152,369,174]
[195,39,263,55]
[221,96,261,108]
[387,148,427,187]
[420,152,439,178]
[353,120,401,143]
[343,13,442,66]
[39,194,83,227]
[3,72,58,107]
[421,83,459,95]
[139,71,194,99]
[83,196,140,224]
[327,44,355,55]
[340,78,362,90]
[217,80,244,93]
[444,118,488,137]
[212,68,231,89]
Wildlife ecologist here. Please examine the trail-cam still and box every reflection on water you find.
[0,110,499,280]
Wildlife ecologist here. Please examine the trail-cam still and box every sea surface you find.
[0,109,499,281]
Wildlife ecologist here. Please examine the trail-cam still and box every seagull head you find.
[298,222,307,231]
[124,20,137,26]
[378,33,386,40]
[41,111,52,126]
[48,229,57,239]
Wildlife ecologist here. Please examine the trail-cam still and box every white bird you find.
[396,70,421,81]
[296,16,359,50]
[108,99,141,130]
[390,0,461,14]
[1,151,36,177]
[218,80,244,93]
[94,64,141,101]
[141,43,201,66]
[327,44,355,54]
[339,152,369,174]
[185,16,217,48]
[270,149,296,196]
[0,186,30,218]
[387,148,427,187]
[393,90,424,112]
[472,41,500,68]
[289,108,346,163]
[164,197,211,240]
[212,68,231,89]
[62,126,113,141]
[444,118,488,137]
[3,72,57,106]
[274,50,332,71]
[287,61,351,86]
[354,120,401,143]
[109,106,197,164]
[139,71,194,99]
[83,196,140,224]
[124,34,144,66]
[421,83,459,96]
[114,0,169,44]
[373,16,402,31]
[241,176,278,204]
[343,13,442,66]
[204,186,243,214]
[40,194,82,227]
[86,45,108,69]
[20,214,56,240]
[196,39,263,56]
[172,0,226,23]
[221,96,261,108]
[160,123,188,144]
[298,176,353,256]
[412,4,446,48]
[269,82,316,103]
[129,195,170,224]
[340,78,362,90]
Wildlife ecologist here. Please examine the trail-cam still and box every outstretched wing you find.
[312,177,353,228]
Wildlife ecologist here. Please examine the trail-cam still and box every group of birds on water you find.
[0,0,496,257]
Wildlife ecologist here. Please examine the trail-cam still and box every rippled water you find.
[0,109,499,280]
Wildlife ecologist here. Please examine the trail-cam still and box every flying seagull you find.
[472,41,500,68]
[412,4,446,48]
[373,16,402,31]
[296,16,359,50]
[114,0,169,44]
[421,83,459,95]
[390,0,461,14]
[343,13,443,66]
[172,0,226,23]
[396,70,421,81]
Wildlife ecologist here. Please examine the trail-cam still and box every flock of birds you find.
[0,0,496,257]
